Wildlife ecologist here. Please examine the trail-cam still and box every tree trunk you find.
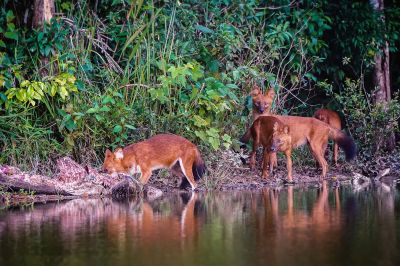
[370,0,395,151]
[372,42,391,103]
[370,0,391,103]
[33,0,55,28]
[33,0,55,77]
[0,175,73,196]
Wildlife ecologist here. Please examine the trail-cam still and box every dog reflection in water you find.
[106,192,203,246]
[254,182,342,253]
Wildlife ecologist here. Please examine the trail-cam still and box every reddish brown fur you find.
[102,134,205,190]
[242,115,356,182]
[313,109,342,165]
[270,115,356,181]
[240,116,289,179]
[251,85,275,120]
[249,85,277,168]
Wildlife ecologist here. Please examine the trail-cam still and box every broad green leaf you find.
[99,106,110,112]
[37,32,44,41]
[86,107,98,114]
[4,31,18,40]
[194,25,214,34]
[6,10,15,22]
[113,125,123,134]
[125,124,136,130]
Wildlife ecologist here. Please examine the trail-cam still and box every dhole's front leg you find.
[269,152,277,169]
[249,150,257,170]
[261,151,276,179]
[139,169,152,185]
[261,150,270,179]
[249,137,259,171]
[180,157,198,191]
[285,150,293,182]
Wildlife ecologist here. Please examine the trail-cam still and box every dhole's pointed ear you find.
[114,148,124,160]
[265,88,275,99]
[283,125,290,134]
[250,87,261,98]
[105,149,113,157]
[273,122,279,132]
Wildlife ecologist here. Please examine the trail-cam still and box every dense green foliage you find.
[1,0,399,170]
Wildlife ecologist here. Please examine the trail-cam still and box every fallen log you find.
[0,175,73,196]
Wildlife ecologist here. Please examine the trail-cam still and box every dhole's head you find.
[251,85,275,115]
[270,122,291,152]
[102,148,126,176]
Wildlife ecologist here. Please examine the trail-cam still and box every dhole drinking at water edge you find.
[102,134,206,190]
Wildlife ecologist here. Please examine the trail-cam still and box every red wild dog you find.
[269,115,356,182]
[242,115,357,182]
[246,84,277,168]
[251,85,275,120]
[102,134,206,190]
[240,116,289,179]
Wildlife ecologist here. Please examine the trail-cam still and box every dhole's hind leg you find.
[312,141,328,172]
[333,142,339,166]
[179,156,197,190]
[310,143,328,181]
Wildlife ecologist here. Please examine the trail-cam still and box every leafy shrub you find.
[335,79,400,157]
[1,0,399,171]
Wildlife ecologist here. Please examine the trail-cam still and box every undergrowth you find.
[0,0,399,174]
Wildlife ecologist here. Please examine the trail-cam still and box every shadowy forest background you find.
[1,0,400,172]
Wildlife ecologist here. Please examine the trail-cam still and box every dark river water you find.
[1,182,399,266]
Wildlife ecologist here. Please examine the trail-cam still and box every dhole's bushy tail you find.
[192,150,206,181]
[329,128,357,161]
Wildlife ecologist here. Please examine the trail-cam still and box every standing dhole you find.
[102,134,206,190]
[240,116,287,179]
[250,85,275,120]
[313,109,342,166]
[241,115,357,182]
[247,84,277,168]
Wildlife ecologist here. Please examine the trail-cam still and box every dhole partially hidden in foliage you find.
[245,84,277,167]
[250,85,275,120]
[241,115,357,182]
[102,134,206,190]
[240,116,288,179]
[313,109,342,166]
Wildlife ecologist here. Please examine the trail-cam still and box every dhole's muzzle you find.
[270,144,279,152]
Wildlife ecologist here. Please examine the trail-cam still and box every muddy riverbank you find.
[1,152,400,206]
